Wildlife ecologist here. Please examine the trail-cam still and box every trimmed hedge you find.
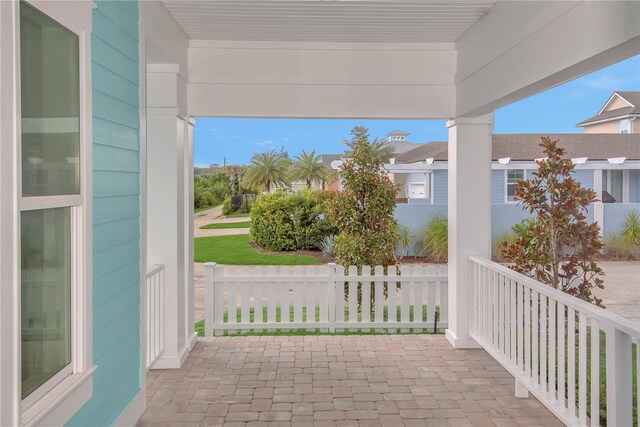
[250,189,333,251]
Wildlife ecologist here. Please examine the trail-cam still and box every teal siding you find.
[68,1,141,425]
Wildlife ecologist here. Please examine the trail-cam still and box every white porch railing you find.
[146,264,165,370]
[204,263,447,336]
[469,256,640,427]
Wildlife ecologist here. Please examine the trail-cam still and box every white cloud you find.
[581,73,636,91]
[282,137,289,142]
[232,135,241,139]
[256,139,274,146]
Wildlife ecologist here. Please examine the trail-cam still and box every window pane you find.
[507,170,524,201]
[21,208,71,399]
[20,3,80,196]
[609,170,623,203]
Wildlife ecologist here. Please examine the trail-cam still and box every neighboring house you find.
[383,131,640,254]
[330,96,640,253]
[391,134,640,205]
[577,91,640,134]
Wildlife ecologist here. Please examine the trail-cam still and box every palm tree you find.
[242,150,290,192]
[343,137,396,162]
[289,150,328,188]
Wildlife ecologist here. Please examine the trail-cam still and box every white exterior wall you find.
[188,41,456,119]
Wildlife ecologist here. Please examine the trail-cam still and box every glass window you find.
[620,119,630,134]
[603,170,623,203]
[19,2,80,406]
[506,169,525,202]
[21,208,71,399]
[20,3,80,197]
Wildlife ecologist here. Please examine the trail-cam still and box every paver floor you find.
[141,335,561,427]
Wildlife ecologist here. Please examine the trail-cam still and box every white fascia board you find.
[578,114,638,127]
[598,92,634,115]
[386,160,640,173]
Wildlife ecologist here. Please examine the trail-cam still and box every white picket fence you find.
[145,264,165,370]
[204,263,448,336]
[469,256,640,427]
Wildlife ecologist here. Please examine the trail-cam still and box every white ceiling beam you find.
[455,1,640,118]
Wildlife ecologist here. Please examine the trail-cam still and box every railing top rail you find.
[469,256,640,338]
[146,264,165,278]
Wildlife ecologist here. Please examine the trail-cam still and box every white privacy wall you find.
[188,41,456,119]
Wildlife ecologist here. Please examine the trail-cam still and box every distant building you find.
[577,91,639,134]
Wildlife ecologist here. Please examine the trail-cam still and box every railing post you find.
[204,262,216,337]
[606,324,633,426]
[515,379,529,398]
[328,263,336,333]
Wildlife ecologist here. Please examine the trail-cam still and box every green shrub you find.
[194,170,232,209]
[222,197,232,215]
[318,235,337,258]
[416,216,448,262]
[604,233,640,260]
[395,225,414,259]
[622,210,640,248]
[493,231,517,260]
[250,189,330,251]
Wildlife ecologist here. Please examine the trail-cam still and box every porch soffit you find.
[160,0,497,43]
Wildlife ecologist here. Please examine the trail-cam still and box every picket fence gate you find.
[204,263,448,336]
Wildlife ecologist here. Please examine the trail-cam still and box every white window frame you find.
[0,1,95,426]
[603,169,629,203]
[620,119,630,134]
[505,169,525,203]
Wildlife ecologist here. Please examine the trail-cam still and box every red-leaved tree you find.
[501,137,605,306]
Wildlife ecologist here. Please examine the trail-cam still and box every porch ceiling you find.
[160,0,497,43]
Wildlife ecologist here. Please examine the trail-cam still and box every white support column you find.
[445,113,494,349]
[146,64,191,369]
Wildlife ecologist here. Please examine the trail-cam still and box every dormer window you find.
[620,119,630,134]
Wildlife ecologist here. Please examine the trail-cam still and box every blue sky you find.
[194,55,640,167]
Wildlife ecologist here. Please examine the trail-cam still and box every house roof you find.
[576,91,640,126]
[395,141,448,163]
[396,134,640,163]
[386,130,410,136]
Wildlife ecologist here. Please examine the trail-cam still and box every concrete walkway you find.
[595,261,640,325]
[142,335,560,427]
[195,206,251,238]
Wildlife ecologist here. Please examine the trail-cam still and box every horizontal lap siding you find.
[433,170,448,204]
[68,1,141,425]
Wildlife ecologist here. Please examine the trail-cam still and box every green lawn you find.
[194,305,443,337]
[200,221,251,230]
[194,234,321,265]
[224,212,251,218]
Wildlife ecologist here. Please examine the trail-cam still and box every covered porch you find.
[140,1,640,426]
[141,335,561,426]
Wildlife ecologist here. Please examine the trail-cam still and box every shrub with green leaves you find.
[622,210,640,248]
[493,231,517,260]
[416,216,448,262]
[250,189,331,251]
[325,126,398,268]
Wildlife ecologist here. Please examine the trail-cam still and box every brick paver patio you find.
[141,335,561,427]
